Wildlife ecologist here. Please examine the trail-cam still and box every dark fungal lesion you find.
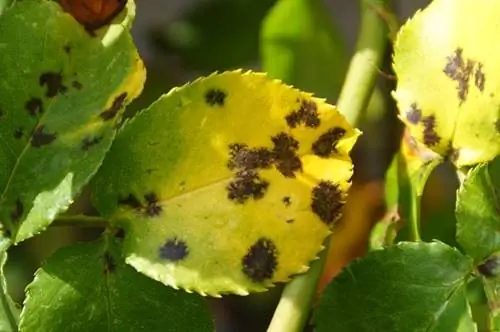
[204,88,227,107]
[144,192,162,217]
[421,115,441,147]
[31,125,56,147]
[271,132,302,177]
[312,127,346,158]
[226,132,304,203]
[474,63,485,91]
[405,103,422,125]
[25,98,44,117]
[227,143,274,170]
[114,228,125,239]
[81,135,103,151]
[495,119,500,134]
[118,192,163,217]
[227,170,269,204]
[282,196,291,207]
[241,237,278,282]
[159,237,189,261]
[443,48,486,104]
[39,72,67,98]
[285,99,320,128]
[311,181,344,226]
[13,128,23,139]
[119,194,142,209]
[72,81,83,90]
[100,93,128,121]
[11,199,24,223]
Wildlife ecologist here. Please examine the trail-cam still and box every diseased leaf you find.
[456,156,500,261]
[92,70,361,296]
[0,237,19,332]
[0,0,145,243]
[393,0,500,167]
[314,242,475,332]
[19,235,214,332]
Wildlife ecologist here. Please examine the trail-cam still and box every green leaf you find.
[393,0,500,167]
[456,157,500,261]
[260,0,347,102]
[0,0,145,243]
[92,70,361,296]
[314,242,475,332]
[19,235,214,332]
[0,238,19,332]
[153,0,276,71]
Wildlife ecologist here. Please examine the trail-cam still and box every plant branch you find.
[52,215,109,228]
[267,1,391,331]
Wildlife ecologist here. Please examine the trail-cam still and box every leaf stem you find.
[267,1,391,331]
[409,193,422,242]
[52,215,109,228]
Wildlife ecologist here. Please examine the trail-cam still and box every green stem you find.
[267,1,390,331]
[338,0,392,125]
[52,215,109,228]
[409,193,422,242]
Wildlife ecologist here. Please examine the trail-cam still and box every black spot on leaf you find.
[227,170,269,204]
[242,237,278,282]
[227,143,273,170]
[39,72,67,98]
[405,103,422,124]
[443,48,474,104]
[25,98,43,117]
[286,219,294,224]
[103,253,116,274]
[72,81,83,90]
[285,100,320,128]
[159,238,189,261]
[478,256,500,278]
[422,115,441,147]
[11,199,23,223]
[31,126,56,147]
[282,196,291,206]
[119,194,142,209]
[100,93,127,120]
[63,44,71,54]
[205,89,226,107]
[144,192,162,217]
[312,127,346,158]
[81,136,103,151]
[271,132,302,177]
[475,63,485,91]
[13,128,23,139]
[114,228,125,239]
[311,181,344,226]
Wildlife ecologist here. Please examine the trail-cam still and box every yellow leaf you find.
[393,0,500,167]
[92,70,361,296]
